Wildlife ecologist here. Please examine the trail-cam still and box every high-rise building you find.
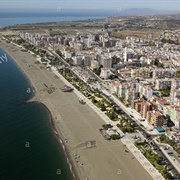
[124,47,127,63]
[147,111,164,128]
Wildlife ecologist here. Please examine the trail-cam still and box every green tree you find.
[108,110,118,120]
[154,58,164,68]
[92,97,97,104]
[101,103,106,111]
[94,68,101,76]
[110,134,120,140]
[176,70,180,78]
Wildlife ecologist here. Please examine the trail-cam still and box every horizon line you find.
[0,8,179,11]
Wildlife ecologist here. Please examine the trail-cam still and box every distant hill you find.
[115,8,179,16]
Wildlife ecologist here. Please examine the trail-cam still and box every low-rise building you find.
[131,67,152,78]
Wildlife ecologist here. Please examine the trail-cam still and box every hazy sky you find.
[0,0,180,11]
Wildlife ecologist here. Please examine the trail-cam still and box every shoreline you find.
[0,16,107,29]
[40,102,79,180]
[0,43,78,180]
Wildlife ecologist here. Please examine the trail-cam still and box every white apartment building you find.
[100,68,111,79]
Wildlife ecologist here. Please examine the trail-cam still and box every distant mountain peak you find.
[116,8,177,16]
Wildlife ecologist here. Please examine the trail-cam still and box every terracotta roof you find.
[171,89,180,93]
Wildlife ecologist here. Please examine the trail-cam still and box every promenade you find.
[51,66,164,180]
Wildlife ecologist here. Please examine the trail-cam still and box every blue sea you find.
[0,9,121,28]
[0,8,178,28]
[0,48,74,179]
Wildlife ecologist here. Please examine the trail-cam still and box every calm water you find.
[0,10,119,27]
[0,9,177,28]
[0,48,74,180]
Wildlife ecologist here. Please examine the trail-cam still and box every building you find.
[83,54,94,66]
[159,59,172,68]
[153,68,177,82]
[112,81,120,94]
[172,59,180,67]
[169,106,180,129]
[99,56,112,69]
[72,56,83,65]
[136,83,153,100]
[124,47,127,62]
[135,99,144,113]
[117,83,127,99]
[90,60,99,70]
[100,68,111,79]
[131,67,152,79]
[171,78,180,89]
[141,101,155,119]
[170,89,180,105]
[154,97,169,111]
[155,79,171,90]
[147,111,164,128]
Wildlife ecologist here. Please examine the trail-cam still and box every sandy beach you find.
[0,40,153,180]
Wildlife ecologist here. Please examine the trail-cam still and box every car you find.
[167,168,172,171]
[164,146,169,150]
[167,151,173,156]
[139,118,145,121]
[149,141,155,146]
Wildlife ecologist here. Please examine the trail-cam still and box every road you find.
[153,138,180,177]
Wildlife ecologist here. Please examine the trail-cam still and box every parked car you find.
[167,151,173,156]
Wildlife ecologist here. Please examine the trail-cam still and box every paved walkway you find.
[51,66,164,180]
[102,89,161,135]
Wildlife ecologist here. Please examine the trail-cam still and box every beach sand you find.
[0,40,153,180]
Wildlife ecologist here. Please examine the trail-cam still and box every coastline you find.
[40,102,79,180]
[0,15,106,29]
[0,39,153,180]
[0,42,78,180]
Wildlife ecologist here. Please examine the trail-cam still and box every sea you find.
[0,9,121,28]
[0,48,74,180]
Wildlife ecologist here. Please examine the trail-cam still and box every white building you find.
[72,56,83,65]
[100,68,111,79]
[99,56,112,69]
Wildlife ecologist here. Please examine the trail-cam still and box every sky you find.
[0,0,180,11]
